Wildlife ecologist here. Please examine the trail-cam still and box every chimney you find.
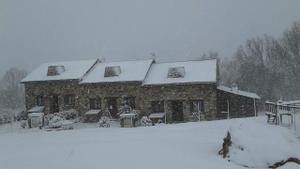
[231,83,238,91]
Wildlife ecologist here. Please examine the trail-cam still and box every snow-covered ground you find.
[0,117,299,169]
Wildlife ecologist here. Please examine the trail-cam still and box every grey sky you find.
[1,0,300,77]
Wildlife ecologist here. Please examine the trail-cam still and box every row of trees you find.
[221,20,300,101]
[0,68,27,109]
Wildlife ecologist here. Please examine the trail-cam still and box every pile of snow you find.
[228,120,300,168]
[0,117,299,169]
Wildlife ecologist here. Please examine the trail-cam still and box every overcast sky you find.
[1,0,300,77]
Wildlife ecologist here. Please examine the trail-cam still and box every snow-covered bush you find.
[44,113,55,126]
[140,116,152,127]
[59,109,78,120]
[20,120,27,128]
[0,113,12,124]
[45,114,74,130]
[48,115,64,128]
[99,116,110,128]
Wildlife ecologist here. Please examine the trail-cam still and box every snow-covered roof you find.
[81,59,153,83]
[119,113,137,117]
[85,109,101,115]
[143,59,217,85]
[28,112,44,117]
[280,100,300,106]
[149,112,165,118]
[27,106,45,113]
[21,59,98,82]
[217,85,260,99]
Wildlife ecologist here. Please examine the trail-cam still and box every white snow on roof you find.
[85,109,101,115]
[28,112,44,117]
[143,59,217,85]
[27,106,44,113]
[81,59,153,83]
[149,112,165,118]
[21,59,98,82]
[280,100,300,105]
[218,85,260,99]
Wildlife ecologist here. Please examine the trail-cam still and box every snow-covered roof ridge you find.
[143,59,217,85]
[280,100,300,105]
[80,59,154,84]
[21,59,99,83]
[217,85,260,99]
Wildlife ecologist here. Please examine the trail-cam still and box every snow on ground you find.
[0,117,299,169]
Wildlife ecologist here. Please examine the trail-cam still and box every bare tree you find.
[221,20,300,101]
[0,68,27,109]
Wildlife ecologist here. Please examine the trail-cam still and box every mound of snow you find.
[228,120,300,168]
[277,162,300,169]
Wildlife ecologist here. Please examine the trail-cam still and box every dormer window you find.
[167,66,185,78]
[47,65,65,76]
[104,66,121,77]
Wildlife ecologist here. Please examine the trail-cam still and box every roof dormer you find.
[47,65,65,76]
[167,66,185,78]
[104,66,121,77]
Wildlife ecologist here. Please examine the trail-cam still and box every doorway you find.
[51,95,59,113]
[106,97,118,118]
[170,100,184,122]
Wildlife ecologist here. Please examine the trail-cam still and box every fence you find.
[265,101,300,138]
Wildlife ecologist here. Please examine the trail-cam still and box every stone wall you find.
[140,84,217,122]
[24,81,217,123]
[24,80,82,114]
[216,90,258,119]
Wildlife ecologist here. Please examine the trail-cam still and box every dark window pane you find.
[151,101,164,113]
[89,98,101,109]
[36,95,44,106]
[190,100,204,113]
[124,97,135,109]
[64,95,75,106]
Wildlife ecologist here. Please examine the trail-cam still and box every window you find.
[190,100,204,113]
[64,95,75,106]
[124,97,136,109]
[151,101,164,113]
[36,95,44,106]
[89,98,101,110]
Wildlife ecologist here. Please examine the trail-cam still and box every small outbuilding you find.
[217,85,260,119]
[27,106,45,128]
[84,109,101,123]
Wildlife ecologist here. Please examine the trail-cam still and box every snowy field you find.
[0,117,300,169]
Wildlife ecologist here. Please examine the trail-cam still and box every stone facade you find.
[23,59,259,124]
[24,80,218,123]
[24,80,81,114]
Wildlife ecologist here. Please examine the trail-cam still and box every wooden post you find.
[254,98,257,117]
[164,100,167,123]
[227,99,230,119]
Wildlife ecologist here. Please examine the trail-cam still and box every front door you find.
[51,95,59,113]
[106,97,118,118]
[171,101,184,122]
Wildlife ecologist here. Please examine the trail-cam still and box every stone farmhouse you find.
[21,58,260,123]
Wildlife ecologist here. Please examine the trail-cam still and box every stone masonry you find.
[24,80,218,123]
